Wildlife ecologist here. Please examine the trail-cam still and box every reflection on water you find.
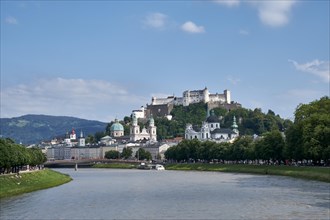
[1,169,329,220]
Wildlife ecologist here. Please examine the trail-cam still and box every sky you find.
[1,0,329,123]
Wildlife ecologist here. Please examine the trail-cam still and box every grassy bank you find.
[92,163,136,169]
[165,163,330,183]
[0,169,72,198]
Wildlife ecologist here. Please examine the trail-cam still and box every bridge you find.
[44,159,141,168]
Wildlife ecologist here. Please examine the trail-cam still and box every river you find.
[0,168,329,219]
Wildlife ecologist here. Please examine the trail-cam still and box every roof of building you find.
[110,119,124,131]
[206,109,221,123]
[211,128,236,135]
[101,135,112,140]
[206,115,220,123]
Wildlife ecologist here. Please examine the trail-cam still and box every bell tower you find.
[231,116,239,135]
[148,114,157,141]
[130,115,140,141]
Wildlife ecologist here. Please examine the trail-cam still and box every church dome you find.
[206,115,220,123]
[206,109,220,123]
[110,119,124,131]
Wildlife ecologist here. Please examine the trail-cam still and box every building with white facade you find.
[132,106,146,119]
[185,110,239,143]
[130,115,157,142]
[147,87,241,118]
[151,87,231,106]
[78,131,85,147]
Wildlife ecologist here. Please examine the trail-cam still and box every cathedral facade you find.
[130,115,157,142]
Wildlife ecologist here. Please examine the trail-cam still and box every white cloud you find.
[143,12,168,30]
[239,29,249,35]
[227,75,241,85]
[0,78,149,122]
[289,59,330,83]
[181,21,205,34]
[213,0,240,7]
[5,16,18,25]
[253,1,296,27]
[214,1,296,27]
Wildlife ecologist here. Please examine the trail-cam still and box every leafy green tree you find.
[94,131,106,142]
[121,147,133,159]
[105,150,120,159]
[0,139,46,173]
[136,148,152,160]
[284,124,304,160]
[231,136,254,161]
[285,96,330,163]
[86,134,95,144]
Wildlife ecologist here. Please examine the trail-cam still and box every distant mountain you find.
[0,114,107,145]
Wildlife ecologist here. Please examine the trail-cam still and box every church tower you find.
[78,130,85,147]
[130,115,140,141]
[231,116,239,135]
[148,115,157,141]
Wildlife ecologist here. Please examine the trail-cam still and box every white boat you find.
[155,164,165,170]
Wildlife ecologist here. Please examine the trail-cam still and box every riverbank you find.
[0,169,72,198]
[92,163,136,169]
[165,163,330,183]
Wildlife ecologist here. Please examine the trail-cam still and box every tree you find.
[231,136,254,161]
[0,138,46,174]
[136,148,152,161]
[86,135,95,144]
[94,131,106,142]
[105,150,120,159]
[121,147,133,159]
[285,96,330,164]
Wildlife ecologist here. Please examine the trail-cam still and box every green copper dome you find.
[110,119,124,131]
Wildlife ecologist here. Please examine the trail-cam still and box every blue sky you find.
[1,0,329,122]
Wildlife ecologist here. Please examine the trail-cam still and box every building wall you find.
[149,88,238,108]
[132,106,146,119]
[111,130,124,137]
[146,104,173,117]
[151,96,175,105]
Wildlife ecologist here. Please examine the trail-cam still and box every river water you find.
[0,168,329,220]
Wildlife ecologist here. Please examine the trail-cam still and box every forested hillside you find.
[0,115,107,144]
[154,102,293,140]
[165,96,330,165]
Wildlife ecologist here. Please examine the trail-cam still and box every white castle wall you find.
[151,88,231,107]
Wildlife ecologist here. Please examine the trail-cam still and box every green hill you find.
[154,103,293,140]
[0,114,107,145]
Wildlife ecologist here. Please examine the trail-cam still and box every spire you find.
[80,130,84,138]
[149,114,155,127]
[132,115,138,126]
[232,116,238,133]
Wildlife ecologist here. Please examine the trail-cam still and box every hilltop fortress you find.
[143,87,241,118]
[151,87,231,106]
